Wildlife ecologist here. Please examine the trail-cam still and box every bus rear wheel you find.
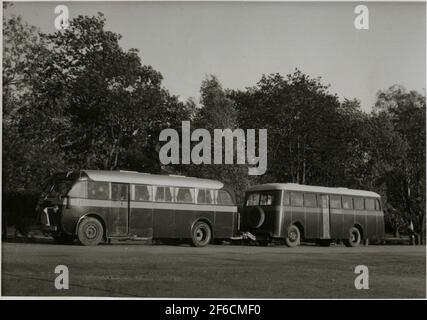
[344,227,361,247]
[285,225,301,247]
[191,221,211,247]
[77,217,104,246]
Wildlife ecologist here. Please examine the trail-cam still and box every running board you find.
[109,236,152,241]
[130,236,152,241]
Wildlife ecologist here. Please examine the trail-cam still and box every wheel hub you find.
[289,231,297,241]
[85,224,97,239]
[196,228,206,241]
[351,231,358,243]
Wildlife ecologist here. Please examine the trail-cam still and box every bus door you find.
[320,194,331,239]
[110,183,129,236]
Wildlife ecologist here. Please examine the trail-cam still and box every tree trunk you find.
[302,141,306,185]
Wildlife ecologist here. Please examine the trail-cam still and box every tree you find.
[177,75,251,204]
[231,69,369,188]
[2,9,61,193]
[2,8,62,231]
[3,12,193,194]
[370,85,426,239]
[32,14,191,172]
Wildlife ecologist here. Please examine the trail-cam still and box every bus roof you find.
[81,170,224,189]
[246,183,380,198]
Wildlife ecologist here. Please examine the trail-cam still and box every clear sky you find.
[4,1,426,111]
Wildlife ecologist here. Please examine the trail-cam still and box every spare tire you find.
[246,206,265,228]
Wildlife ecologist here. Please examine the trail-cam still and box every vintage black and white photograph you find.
[1,0,426,301]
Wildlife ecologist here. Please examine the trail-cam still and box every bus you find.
[239,183,384,247]
[35,170,238,246]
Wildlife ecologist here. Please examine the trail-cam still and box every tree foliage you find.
[231,70,371,187]
[177,75,251,204]
[369,86,426,234]
[3,13,191,194]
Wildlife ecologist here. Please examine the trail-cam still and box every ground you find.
[1,241,425,298]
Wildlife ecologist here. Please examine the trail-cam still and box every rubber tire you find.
[285,225,301,247]
[191,221,212,247]
[247,206,266,228]
[77,217,104,246]
[343,227,361,247]
[316,239,332,247]
[53,233,75,245]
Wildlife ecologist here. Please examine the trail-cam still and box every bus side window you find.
[260,193,274,206]
[330,195,341,209]
[342,196,353,209]
[354,197,364,210]
[155,186,165,202]
[283,191,290,206]
[88,181,109,200]
[206,190,214,204]
[217,190,233,206]
[134,185,152,201]
[375,199,381,211]
[246,193,259,206]
[197,189,214,204]
[112,183,128,201]
[365,198,375,211]
[290,192,303,207]
[303,193,316,207]
[197,189,204,203]
[165,187,173,202]
[176,187,194,203]
[68,181,87,198]
[155,186,173,202]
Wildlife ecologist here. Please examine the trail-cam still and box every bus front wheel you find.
[285,225,301,247]
[77,217,104,246]
[344,227,361,247]
[191,221,211,247]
